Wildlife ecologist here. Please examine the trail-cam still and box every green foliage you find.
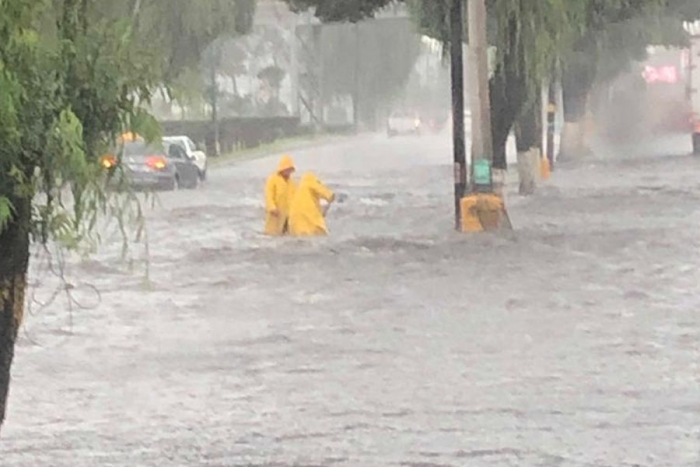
[129,0,257,118]
[0,197,13,232]
[567,0,700,84]
[47,110,87,185]
[0,0,260,435]
[406,0,451,45]
[0,0,255,247]
[281,0,699,161]
[559,0,699,125]
[132,0,257,82]
[669,0,700,20]
[405,0,585,86]
[283,0,396,22]
[403,0,587,165]
[0,71,21,154]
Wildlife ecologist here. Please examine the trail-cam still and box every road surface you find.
[1,132,699,466]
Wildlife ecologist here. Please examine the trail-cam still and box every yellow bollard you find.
[460,193,511,233]
[540,157,551,180]
[460,196,483,232]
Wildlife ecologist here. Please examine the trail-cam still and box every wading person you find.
[264,155,296,236]
[289,172,335,236]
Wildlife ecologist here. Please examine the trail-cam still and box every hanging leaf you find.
[0,196,15,232]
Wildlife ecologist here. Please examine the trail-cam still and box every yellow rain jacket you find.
[264,156,296,236]
[289,173,335,236]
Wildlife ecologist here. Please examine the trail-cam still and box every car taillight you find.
[101,156,117,169]
[146,156,168,170]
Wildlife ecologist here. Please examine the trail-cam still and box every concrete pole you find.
[467,0,494,191]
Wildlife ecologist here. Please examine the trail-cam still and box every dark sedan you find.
[102,141,200,191]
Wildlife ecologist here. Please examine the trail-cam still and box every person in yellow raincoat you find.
[264,155,296,235]
[289,172,335,236]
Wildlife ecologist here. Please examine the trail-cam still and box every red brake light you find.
[146,156,168,170]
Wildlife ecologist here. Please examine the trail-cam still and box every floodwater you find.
[2,131,700,466]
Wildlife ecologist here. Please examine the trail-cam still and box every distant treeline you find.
[161,117,353,155]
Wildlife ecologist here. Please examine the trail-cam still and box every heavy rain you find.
[1,1,700,466]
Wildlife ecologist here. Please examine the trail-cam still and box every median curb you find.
[210,133,357,168]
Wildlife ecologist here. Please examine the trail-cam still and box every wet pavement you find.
[2,132,700,466]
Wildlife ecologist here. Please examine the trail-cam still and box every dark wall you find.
[160,117,306,155]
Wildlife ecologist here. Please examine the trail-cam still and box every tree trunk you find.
[515,86,542,195]
[232,75,239,98]
[352,23,361,132]
[489,71,514,170]
[210,61,220,157]
[560,90,588,161]
[489,16,527,171]
[545,76,557,170]
[560,52,596,161]
[0,197,31,433]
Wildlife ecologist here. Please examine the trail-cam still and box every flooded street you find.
[2,133,700,466]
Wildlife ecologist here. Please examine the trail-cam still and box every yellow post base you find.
[460,193,512,233]
[540,157,551,180]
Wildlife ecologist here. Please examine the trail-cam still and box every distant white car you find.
[387,110,421,137]
[162,136,208,180]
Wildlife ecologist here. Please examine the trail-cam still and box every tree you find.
[0,0,43,434]
[558,0,700,160]
[313,18,421,129]
[199,22,299,119]
[0,0,156,432]
[291,0,699,165]
[170,70,207,120]
[0,0,256,432]
[406,0,584,170]
[93,0,256,121]
[258,65,289,116]
[285,0,421,129]
[123,0,256,82]
[407,0,700,168]
[258,65,287,99]
[219,40,250,99]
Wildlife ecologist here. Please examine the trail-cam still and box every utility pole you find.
[449,0,467,230]
[458,0,510,233]
[467,0,493,191]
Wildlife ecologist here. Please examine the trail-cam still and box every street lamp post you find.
[450,0,467,230]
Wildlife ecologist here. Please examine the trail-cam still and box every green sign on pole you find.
[473,159,492,187]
